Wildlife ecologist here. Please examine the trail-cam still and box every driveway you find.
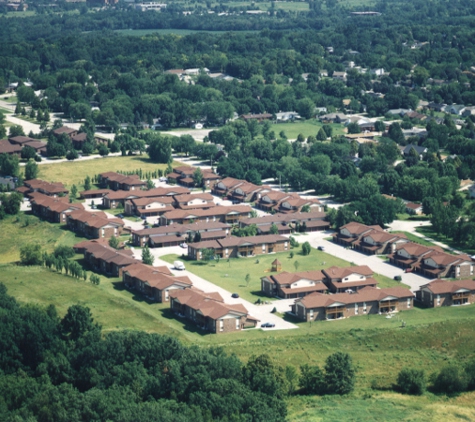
[297,230,431,292]
[129,245,298,330]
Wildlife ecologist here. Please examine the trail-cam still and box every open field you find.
[0,214,86,263]
[36,155,181,187]
[272,120,345,140]
[161,247,407,303]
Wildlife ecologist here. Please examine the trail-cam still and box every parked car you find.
[159,177,168,182]
[140,215,147,220]
[117,214,124,219]
[317,246,325,251]
[261,322,275,328]
[174,261,186,271]
[393,275,402,281]
[231,293,239,298]
[180,243,188,249]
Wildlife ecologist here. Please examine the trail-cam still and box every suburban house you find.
[52,126,78,139]
[187,234,289,260]
[388,242,444,272]
[166,166,221,187]
[102,186,190,209]
[322,265,378,293]
[405,202,424,215]
[291,286,414,321]
[333,222,409,254]
[256,191,293,211]
[131,222,231,247]
[169,288,259,333]
[212,177,246,197]
[79,189,111,200]
[7,136,47,156]
[159,204,253,225]
[416,279,475,307]
[173,192,215,210]
[98,172,146,191]
[261,270,327,299]
[122,262,192,302]
[418,250,474,279]
[402,144,428,158]
[274,195,323,214]
[0,139,22,155]
[239,211,330,235]
[124,196,175,217]
[227,181,267,203]
[20,179,68,197]
[29,192,84,223]
[240,113,272,122]
[81,242,139,277]
[70,132,108,149]
[67,210,125,239]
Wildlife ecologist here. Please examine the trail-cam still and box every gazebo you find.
[271,259,282,272]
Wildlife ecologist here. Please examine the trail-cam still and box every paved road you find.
[298,230,431,292]
[130,245,298,330]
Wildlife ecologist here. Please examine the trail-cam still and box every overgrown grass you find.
[160,247,404,302]
[0,214,86,263]
[271,120,345,140]
[36,156,181,187]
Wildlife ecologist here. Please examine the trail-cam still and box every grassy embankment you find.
[2,214,475,419]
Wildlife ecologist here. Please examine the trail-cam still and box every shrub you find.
[397,368,426,395]
[289,236,299,248]
[20,244,43,266]
[302,241,311,256]
[299,364,325,395]
[432,365,467,395]
[324,352,356,395]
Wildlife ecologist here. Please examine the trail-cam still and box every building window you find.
[437,295,440,306]
[309,309,314,319]
[284,241,288,250]
[407,298,411,308]
[236,318,240,330]
[219,319,224,331]
[363,302,367,313]
[355,303,358,314]
[262,244,266,252]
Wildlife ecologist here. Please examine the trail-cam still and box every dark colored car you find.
[261,322,275,328]
[317,246,325,251]
[393,275,402,281]
[117,214,124,219]
[231,293,239,298]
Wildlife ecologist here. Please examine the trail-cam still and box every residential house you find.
[124,196,175,217]
[173,192,215,210]
[321,265,376,293]
[22,179,68,197]
[187,234,289,260]
[170,288,259,333]
[166,166,221,188]
[261,270,327,299]
[402,144,428,158]
[445,104,466,115]
[319,113,347,123]
[291,286,414,321]
[212,177,245,197]
[8,135,39,146]
[228,181,267,203]
[239,211,329,235]
[333,222,390,250]
[81,242,139,277]
[159,204,253,225]
[102,186,190,208]
[123,262,192,303]
[132,222,231,247]
[416,279,475,307]
[29,192,84,223]
[67,210,124,239]
[405,202,424,215]
[79,189,111,199]
[0,139,22,156]
[418,250,474,279]
[52,126,78,139]
[256,190,292,211]
[332,71,347,81]
[388,242,444,272]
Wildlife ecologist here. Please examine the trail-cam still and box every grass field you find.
[0,214,86,263]
[36,156,181,188]
[160,246,406,303]
[271,120,345,140]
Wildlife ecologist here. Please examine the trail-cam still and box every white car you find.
[174,261,186,270]
[159,177,168,182]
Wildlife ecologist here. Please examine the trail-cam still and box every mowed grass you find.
[391,230,438,248]
[161,246,405,303]
[416,225,475,255]
[36,155,181,188]
[0,214,86,263]
[271,120,345,140]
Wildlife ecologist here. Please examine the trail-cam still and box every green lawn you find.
[36,156,182,188]
[160,246,405,303]
[271,120,345,140]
